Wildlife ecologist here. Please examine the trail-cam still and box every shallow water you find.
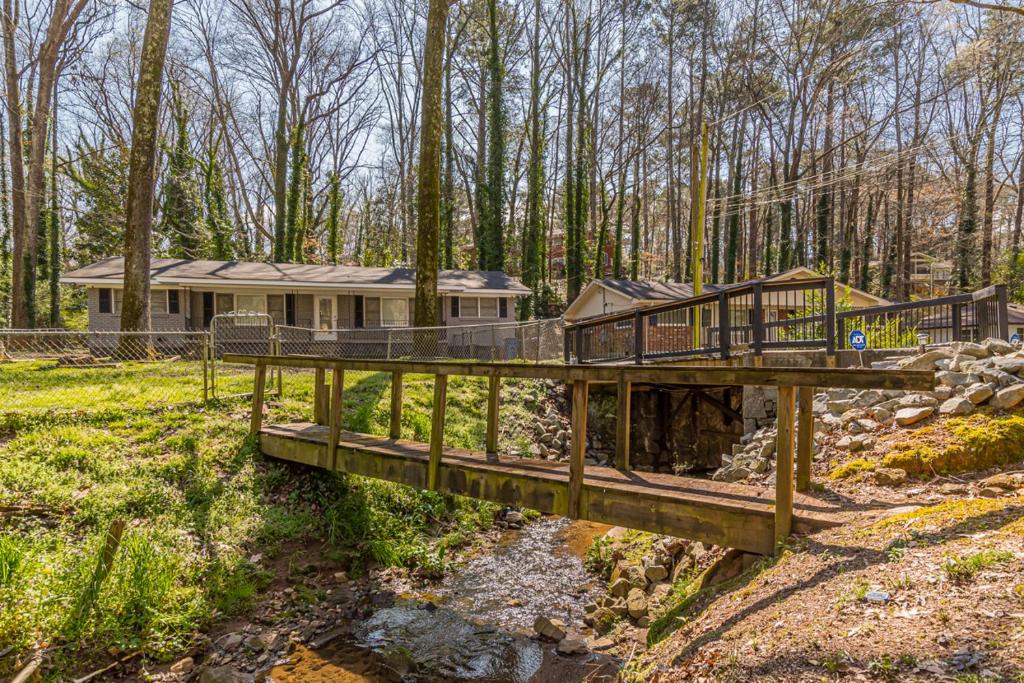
[269,518,615,682]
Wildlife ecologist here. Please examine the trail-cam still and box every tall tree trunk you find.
[981,97,1003,287]
[121,0,173,335]
[521,0,544,317]
[48,83,60,326]
[413,0,450,330]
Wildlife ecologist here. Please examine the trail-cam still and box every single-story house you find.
[564,266,889,323]
[61,257,530,335]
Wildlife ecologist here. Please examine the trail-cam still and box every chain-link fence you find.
[276,318,565,362]
[1,318,565,415]
[0,330,209,413]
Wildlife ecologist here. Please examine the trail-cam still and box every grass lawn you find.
[0,363,550,678]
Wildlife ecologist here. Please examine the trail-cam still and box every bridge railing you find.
[835,284,1008,349]
[565,277,835,364]
[227,352,934,554]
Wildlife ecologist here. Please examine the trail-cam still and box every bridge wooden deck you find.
[261,422,845,555]
[226,354,935,556]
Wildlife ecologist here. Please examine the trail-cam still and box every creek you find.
[268,518,618,682]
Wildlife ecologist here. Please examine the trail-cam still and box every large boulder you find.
[991,357,1024,375]
[626,588,648,619]
[895,406,934,426]
[898,393,938,408]
[533,615,567,641]
[952,341,991,358]
[964,383,995,405]
[991,384,1024,410]
[983,338,1016,356]
[898,348,954,370]
[937,371,970,388]
[938,397,973,416]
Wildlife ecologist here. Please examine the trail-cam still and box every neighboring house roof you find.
[766,266,890,306]
[915,303,1024,330]
[61,257,531,295]
[595,279,723,301]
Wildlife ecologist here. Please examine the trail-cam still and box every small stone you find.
[979,473,1024,490]
[589,637,616,651]
[533,615,567,641]
[505,511,525,528]
[644,564,669,582]
[964,383,995,404]
[626,588,648,618]
[979,486,1004,499]
[872,468,907,487]
[992,384,1024,410]
[899,394,939,408]
[895,406,934,426]
[939,397,973,416]
[557,638,589,655]
[868,407,893,423]
[171,657,194,675]
[864,590,890,604]
[333,571,349,583]
[217,633,244,652]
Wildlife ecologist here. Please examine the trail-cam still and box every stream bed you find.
[268,518,618,682]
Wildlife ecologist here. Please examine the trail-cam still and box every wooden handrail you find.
[224,353,935,391]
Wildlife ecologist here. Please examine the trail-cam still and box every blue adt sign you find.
[849,330,867,351]
[1012,333,1022,345]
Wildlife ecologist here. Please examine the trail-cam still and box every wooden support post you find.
[568,380,589,518]
[427,374,448,491]
[314,367,327,425]
[796,386,814,492]
[327,367,344,470]
[615,377,631,470]
[250,362,267,436]
[774,385,796,551]
[389,371,403,439]
[485,375,500,460]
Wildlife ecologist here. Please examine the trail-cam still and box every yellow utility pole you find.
[692,121,710,348]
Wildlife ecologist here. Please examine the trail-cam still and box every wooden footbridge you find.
[225,354,934,556]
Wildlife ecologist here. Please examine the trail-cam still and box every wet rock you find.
[939,397,974,416]
[964,383,995,405]
[991,384,1024,409]
[199,666,252,683]
[556,638,589,655]
[533,615,567,641]
[626,588,648,618]
[216,633,244,652]
[895,406,934,426]
[872,468,907,487]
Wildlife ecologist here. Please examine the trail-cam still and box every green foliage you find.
[326,171,342,265]
[285,121,307,263]
[478,0,506,272]
[583,535,615,580]
[68,138,128,265]
[943,549,1013,583]
[159,82,206,259]
[202,146,234,261]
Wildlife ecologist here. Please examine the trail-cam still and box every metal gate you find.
[209,312,281,399]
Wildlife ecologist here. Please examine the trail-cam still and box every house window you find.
[152,290,168,315]
[365,297,381,327]
[268,294,296,326]
[479,297,498,317]
[499,298,508,318]
[354,295,365,328]
[381,298,408,327]
[236,294,266,314]
[168,290,180,315]
[113,289,123,315]
[451,296,460,318]
[98,288,112,314]
[461,297,479,318]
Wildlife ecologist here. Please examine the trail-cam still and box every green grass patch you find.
[942,549,1014,583]
[0,365,538,677]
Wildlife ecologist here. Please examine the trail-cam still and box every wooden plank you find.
[485,376,500,459]
[314,367,327,425]
[796,386,814,492]
[615,378,631,470]
[250,362,267,435]
[427,374,448,491]
[222,353,935,391]
[327,368,344,470]
[568,380,589,518]
[258,423,845,555]
[389,370,403,439]
[775,385,796,551]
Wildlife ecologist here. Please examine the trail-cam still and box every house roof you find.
[61,257,530,295]
[766,266,890,306]
[595,279,723,301]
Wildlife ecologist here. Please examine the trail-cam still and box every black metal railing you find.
[836,284,1008,349]
[567,278,1009,364]
[565,277,835,364]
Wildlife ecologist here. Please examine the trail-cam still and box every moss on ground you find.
[830,413,1024,480]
